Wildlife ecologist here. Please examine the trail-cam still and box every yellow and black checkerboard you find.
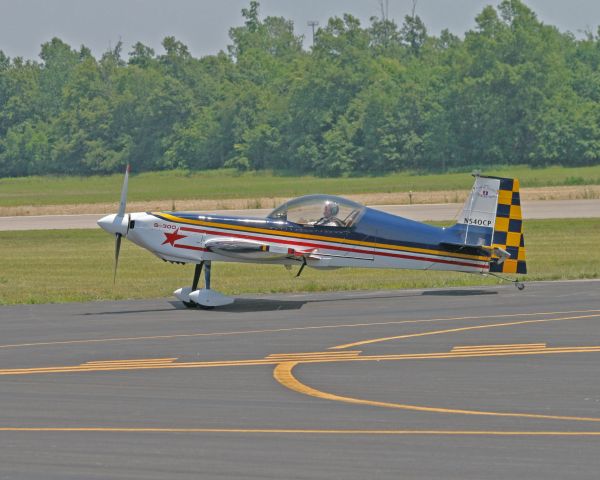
[490,178,527,275]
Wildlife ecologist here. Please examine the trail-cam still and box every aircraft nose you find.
[97,213,128,236]
[97,214,116,233]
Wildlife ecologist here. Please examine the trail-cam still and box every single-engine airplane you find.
[98,168,526,309]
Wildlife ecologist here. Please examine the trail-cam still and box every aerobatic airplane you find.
[98,167,527,308]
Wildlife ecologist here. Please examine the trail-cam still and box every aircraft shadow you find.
[83,307,180,316]
[175,298,306,313]
[82,289,496,315]
[181,289,498,313]
[421,289,497,296]
[179,289,498,312]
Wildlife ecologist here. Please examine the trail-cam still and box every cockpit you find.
[267,194,365,228]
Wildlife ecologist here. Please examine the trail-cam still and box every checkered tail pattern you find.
[489,178,527,274]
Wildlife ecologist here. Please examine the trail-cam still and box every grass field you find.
[0,219,597,305]
[2,165,600,207]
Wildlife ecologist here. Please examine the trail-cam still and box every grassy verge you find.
[2,165,600,208]
[0,219,598,305]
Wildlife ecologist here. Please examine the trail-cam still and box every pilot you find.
[315,200,345,227]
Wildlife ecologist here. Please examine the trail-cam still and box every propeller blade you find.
[118,164,130,217]
[113,233,122,284]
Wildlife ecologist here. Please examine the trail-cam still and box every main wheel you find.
[182,301,198,309]
[516,282,525,291]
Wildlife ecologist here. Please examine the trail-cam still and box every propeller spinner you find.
[97,165,130,283]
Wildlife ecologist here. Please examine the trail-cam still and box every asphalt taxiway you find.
[1,280,600,479]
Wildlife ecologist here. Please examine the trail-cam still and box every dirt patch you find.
[1,185,599,217]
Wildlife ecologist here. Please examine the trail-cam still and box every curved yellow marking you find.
[331,313,600,350]
[275,313,600,422]
[1,427,600,436]
[273,362,600,423]
[155,212,488,261]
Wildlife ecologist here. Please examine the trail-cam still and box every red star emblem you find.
[161,228,187,246]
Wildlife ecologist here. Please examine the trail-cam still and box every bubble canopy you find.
[267,194,365,227]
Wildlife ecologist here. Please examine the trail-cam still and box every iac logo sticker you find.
[476,184,498,198]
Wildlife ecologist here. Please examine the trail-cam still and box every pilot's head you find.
[323,201,339,218]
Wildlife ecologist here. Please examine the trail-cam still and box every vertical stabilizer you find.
[452,175,501,247]
[458,176,501,232]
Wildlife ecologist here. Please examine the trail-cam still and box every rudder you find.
[489,177,527,274]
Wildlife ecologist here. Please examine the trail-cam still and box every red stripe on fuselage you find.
[177,225,488,270]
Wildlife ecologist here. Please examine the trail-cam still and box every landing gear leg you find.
[181,262,204,309]
[193,262,204,291]
[198,261,215,310]
[204,261,212,290]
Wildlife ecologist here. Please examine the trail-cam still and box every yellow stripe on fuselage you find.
[153,212,489,262]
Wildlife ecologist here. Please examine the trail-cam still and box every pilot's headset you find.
[324,201,339,217]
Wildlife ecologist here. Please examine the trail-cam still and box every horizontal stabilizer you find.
[438,242,490,257]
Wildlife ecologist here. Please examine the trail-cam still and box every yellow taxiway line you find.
[330,313,600,349]
[1,427,600,436]
[2,344,600,377]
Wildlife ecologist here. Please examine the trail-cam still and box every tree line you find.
[1,0,600,177]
